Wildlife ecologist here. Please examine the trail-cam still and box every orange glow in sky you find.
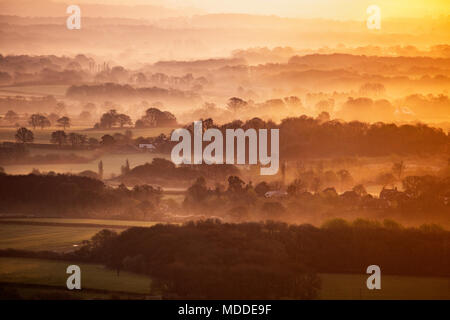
[66,0,450,19]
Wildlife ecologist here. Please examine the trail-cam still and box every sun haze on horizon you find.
[54,0,450,19]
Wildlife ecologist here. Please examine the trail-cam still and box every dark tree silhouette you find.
[29,114,50,130]
[4,110,19,123]
[68,133,87,147]
[50,130,67,146]
[98,160,104,179]
[100,134,115,147]
[15,127,34,144]
[117,114,132,128]
[57,116,71,130]
[227,97,248,112]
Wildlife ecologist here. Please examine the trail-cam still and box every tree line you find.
[64,219,449,299]
[10,110,450,159]
[181,172,450,225]
[0,174,162,219]
[118,157,239,187]
[181,116,449,158]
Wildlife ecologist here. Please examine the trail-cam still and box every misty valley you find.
[0,0,449,302]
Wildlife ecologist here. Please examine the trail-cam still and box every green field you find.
[0,218,165,252]
[320,273,450,300]
[0,257,448,300]
[0,257,151,295]
[0,218,448,300]
[0,224,108,252]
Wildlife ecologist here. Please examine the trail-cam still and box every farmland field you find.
[0,219,447,300]
[1,149,171,178]
[0,257,152,295]
[319,273,450,300]
[0,218,165,252]
[0,257,448,300]
[0,224,107,252]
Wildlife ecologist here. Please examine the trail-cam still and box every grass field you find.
[1,149,171,177]
[0,224,107,252]
[0,217,447,300]
[0,125,173,177]
[0,257,448,299]
[0,257,151,295]
[319,273,450,300]
[0,218,165,252]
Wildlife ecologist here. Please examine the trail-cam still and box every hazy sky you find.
[66,0,450,19]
